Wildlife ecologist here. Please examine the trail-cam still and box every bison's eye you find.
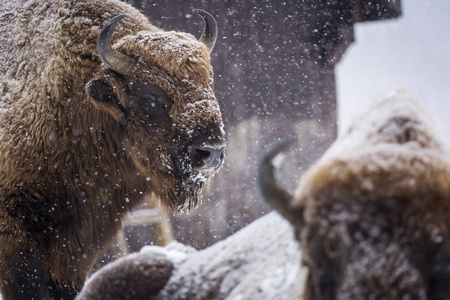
[138,94,170,112]
[134,83,172,114]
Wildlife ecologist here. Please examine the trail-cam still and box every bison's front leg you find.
[0,236,50,300]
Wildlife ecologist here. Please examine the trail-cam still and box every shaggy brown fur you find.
[262,93,450,299]
[0,0,224,299]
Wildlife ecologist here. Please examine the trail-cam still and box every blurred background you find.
[117,0,450,252]
[337,0,450,134]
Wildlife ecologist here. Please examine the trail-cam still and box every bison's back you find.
[0,0,149,115]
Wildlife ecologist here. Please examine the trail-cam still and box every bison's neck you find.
[28,100,151,287]
[0,69,150,222]
[52,98,149,206]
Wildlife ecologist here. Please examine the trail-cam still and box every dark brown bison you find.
[0,0,225,299]
[260,93,450,299]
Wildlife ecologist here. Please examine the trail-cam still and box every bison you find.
[0,0,225,299]
[260,93,450,299]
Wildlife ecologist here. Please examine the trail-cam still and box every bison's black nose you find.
[195,145,225,171]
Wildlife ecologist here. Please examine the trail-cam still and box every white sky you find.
[337,0,450,137]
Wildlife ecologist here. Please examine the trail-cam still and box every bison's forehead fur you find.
[295,92,450,239]
[118,31,213,81]
[299,146,450,232]
[294,92,450,218]
[115,32,224,137]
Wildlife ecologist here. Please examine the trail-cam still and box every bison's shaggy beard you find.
[172,152,212,210]
[146,152,214,211]
[151,170,206,211]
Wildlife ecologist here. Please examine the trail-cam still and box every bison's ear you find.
[86,78,127,123]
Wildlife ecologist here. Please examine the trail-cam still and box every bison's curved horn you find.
[97,14,136,75]
[258,140,299,225]
[192,9,217,53]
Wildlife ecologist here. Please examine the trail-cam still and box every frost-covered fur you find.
[291,92,450,299]
[0,0,224,299]
[78,212,305,300]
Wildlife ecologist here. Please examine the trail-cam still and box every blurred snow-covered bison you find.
[0,0,225,298]
[260,93,450,299]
